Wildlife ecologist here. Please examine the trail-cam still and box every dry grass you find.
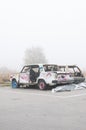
[0,73,11,86]
[82,70,86,77]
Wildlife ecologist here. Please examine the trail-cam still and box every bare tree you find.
[24,47,47,64]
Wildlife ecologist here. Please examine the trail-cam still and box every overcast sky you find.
[0,0,86,70]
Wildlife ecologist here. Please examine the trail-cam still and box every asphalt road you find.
[0,86,86,130]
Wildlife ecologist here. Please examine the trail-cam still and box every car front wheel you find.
[12,80,19,88]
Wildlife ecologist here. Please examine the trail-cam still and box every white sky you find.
[0,0,86,70]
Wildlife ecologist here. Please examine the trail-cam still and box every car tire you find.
[12,80,19,88]
[38,80,47,90]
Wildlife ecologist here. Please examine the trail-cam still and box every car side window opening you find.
[73,66,81,76]
[30,66,40,82]
[21,66,30,73]
[43,65,58,72]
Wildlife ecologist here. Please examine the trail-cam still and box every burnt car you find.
[57,65,85,84]
[10,64,85,90]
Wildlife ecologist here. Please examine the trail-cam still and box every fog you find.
[0,0,86,70]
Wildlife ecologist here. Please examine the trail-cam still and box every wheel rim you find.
[39,82,45,90]
[12,80,18,88]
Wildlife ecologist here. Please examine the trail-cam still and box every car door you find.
[19,66,30,84]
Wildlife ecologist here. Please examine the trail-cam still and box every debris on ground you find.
[52,82,86,93]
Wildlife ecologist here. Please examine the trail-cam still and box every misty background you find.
[0,0,86,73]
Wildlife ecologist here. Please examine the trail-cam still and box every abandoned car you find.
[10,64,85,90]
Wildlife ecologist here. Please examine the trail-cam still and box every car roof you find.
[23,64,57,67]
[59,65,77,68]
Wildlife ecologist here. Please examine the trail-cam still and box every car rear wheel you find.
[38,80,47,90]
